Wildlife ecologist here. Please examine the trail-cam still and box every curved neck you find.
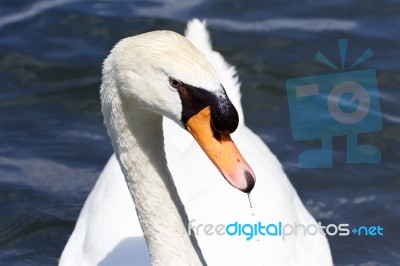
[101,80,205,265]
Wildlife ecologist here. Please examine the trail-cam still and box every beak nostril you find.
[211,124,222,141]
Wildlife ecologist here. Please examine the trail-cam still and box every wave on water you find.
[0,0,76,28]
[208,18,358,32]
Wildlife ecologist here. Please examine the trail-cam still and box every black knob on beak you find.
[211,94,239,134]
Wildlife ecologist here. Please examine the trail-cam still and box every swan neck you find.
[102,84,204,265]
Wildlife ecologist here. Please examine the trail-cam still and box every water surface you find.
[0,0,399,265]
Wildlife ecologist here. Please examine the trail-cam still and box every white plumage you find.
[60,19,333,266]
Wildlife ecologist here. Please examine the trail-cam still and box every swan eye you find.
[169,77,182,88]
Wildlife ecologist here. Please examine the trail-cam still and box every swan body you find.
[60,19,333,266]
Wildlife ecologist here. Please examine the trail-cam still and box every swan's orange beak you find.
[186,106,256,193]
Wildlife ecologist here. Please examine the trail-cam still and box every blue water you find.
[0,0,399,265]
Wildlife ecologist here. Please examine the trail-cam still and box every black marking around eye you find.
[176,83,211,124]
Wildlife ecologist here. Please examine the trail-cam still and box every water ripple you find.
[208,18,358,32]
[0,0,76,29]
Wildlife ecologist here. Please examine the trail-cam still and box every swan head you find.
[102,30,255,193]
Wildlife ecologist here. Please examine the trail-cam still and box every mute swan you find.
[60,19,333,266]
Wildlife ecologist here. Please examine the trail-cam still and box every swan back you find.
[185,19,244,123]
